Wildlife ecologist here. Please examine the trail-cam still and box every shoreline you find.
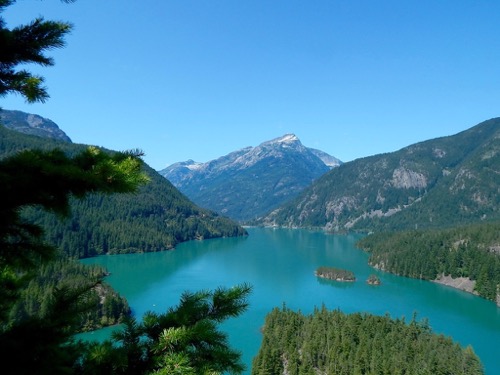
[432,274,477,295]
[432,274,500,307]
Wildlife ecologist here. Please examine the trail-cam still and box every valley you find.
[1,111,499,374]
[2,1,499,372]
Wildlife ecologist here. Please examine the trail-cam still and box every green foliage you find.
[0,133,251,373]
[78,284,252,375]
[0,0,72,103]
[0,125,247,257]
[252,305,484,375]
[0,2,250,373]
[9,256,130,331]
[357,221,500,302]
[0,136,149,373]
[0,142,149,272]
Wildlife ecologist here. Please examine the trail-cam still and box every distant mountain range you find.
[0,110,246,257]
[159,134,342,221]
[0,109,72,142]
[257,118,500,232]
[4,108,498,237]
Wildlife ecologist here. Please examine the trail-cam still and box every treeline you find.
[9,255,130,332]
[21,175,248,258]
[252,305,484,375]
[357,221,500,302]
[21,167,248,258]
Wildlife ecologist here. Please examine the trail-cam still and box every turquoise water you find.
[81,227,500,374]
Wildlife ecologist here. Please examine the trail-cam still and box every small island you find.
[315,266,356,282]
[366,274,381,285]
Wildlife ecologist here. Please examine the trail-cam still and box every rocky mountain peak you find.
[159,134,341,221]
[265,133,300,145]
[259,117,500,232]
[0,109,72,142]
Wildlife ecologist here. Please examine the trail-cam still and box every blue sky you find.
[2,0,499,170]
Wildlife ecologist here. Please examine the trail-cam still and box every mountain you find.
[257,118,500,232]
[0,118,246,258]
[159,134,342,221]
[0,109,72,142]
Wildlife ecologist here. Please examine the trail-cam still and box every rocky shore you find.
[432,274,476,294]
[432,274,500,307]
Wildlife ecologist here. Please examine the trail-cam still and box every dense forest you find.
[9,256,130,331]
[0,125,247,331]
[1,125,247,258]
[252,305,484,375]
[357,221,500,303]
[0,123,251,374]
[1,1,497,371]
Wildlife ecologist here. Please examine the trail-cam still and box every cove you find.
[81,227,500,374]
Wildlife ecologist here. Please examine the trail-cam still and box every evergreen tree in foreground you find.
[0,0,74,103]
[78,285,251,375]
[1,1,251,373]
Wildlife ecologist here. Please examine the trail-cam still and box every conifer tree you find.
[1,2,250,374]
[0,0,74,103]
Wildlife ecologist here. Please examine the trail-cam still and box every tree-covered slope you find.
[258,118,500,232]
[252,306,483,375]
[0,125,247,257]
[10,257,131,332]
[357,221,500,305]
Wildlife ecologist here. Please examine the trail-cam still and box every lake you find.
[81,227,500,374]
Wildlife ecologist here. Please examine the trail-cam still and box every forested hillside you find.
[0,125,247,258]
[9,258,130,331]
[258,118,500,232]
[252,306,483,375]
[357,221,500,305]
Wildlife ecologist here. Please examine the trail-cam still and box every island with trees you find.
[315,266,356,282]
[366,274,381,285]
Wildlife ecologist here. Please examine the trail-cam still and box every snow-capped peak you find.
[265,134,300,146]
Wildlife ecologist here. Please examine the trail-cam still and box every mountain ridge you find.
[159,134,342,221]
[0,109,72,142]
[0,114,247,257]
[257,118,500,232]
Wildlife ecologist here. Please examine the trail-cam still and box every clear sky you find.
[2,0,499,170]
